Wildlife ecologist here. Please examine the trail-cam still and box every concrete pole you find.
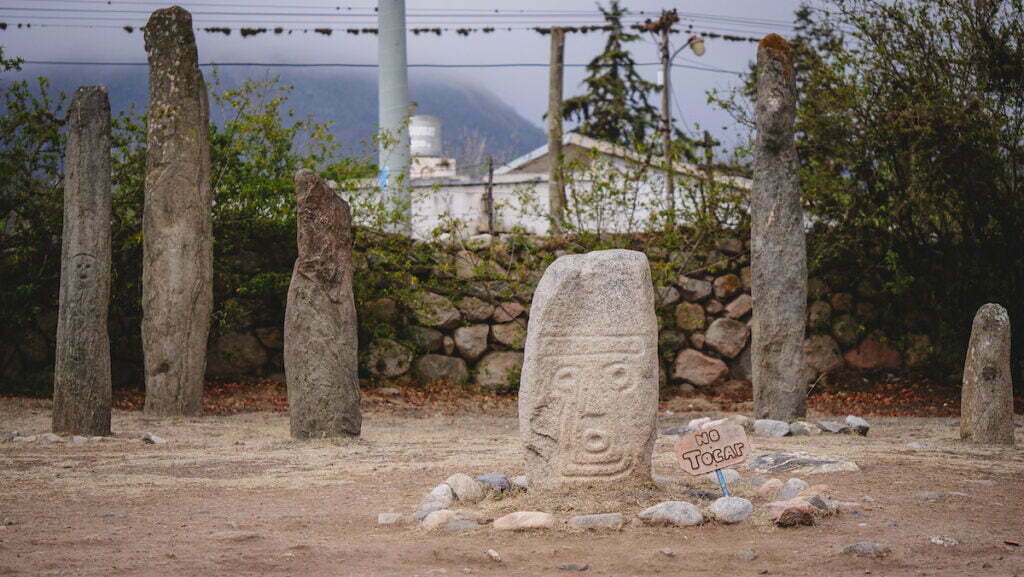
[547,27,566,235]
[378,0,412,235]
[659,24,676,226]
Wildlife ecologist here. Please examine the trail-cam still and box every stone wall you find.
[2,232,932,394]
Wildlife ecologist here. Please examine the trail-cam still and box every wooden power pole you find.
[547,27,566,235]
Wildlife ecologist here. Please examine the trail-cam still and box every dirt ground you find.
[2,394,1023,577]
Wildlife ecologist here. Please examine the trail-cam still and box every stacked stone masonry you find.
[7,234,929,392]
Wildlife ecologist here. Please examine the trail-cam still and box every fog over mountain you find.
[5,65,546,171]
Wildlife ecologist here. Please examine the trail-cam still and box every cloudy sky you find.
[0,0,811,145]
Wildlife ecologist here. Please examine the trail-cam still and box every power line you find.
[17,59,746,75]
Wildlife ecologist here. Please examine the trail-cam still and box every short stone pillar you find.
[141,6,213,416]
[751,33,808,421]
[961,303,1014,446]
[519,249,658,489]
[285,169,361,438]
[52,86,112,436]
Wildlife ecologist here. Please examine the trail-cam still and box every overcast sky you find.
[0,0,810,146]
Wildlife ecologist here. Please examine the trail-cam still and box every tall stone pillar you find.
[961,304,1015,446]
[52,86,112,436]
[141,6,213,416]
[751,34,808,421]
[285,170,361,438]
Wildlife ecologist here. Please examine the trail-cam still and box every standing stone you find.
[285,170,360,438]
[960,304,1014,446]
[519,250,658,489]
[751,34,807,421]
[52,86,112,436]
[141,7,212,416]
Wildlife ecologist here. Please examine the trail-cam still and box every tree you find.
[562,1,659,147]
[719,1,1024,383]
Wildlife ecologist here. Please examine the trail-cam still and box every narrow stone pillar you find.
[519,250,658,489]
[52,86,112,436]
[285,170,361,438]
[961,304,1015,446]
[751,34,808,421]
[141,6,213,416]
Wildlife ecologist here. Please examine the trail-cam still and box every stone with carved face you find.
[520,250,658,489]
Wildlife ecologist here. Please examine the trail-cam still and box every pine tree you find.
[562,1,659,147]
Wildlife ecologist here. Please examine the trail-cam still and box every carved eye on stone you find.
[554,366,576,391]
[605,362,631,392]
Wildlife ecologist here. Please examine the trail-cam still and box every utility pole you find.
[547,27,566,235]
[378,0,411,235]
[645,10,680,227]
[483,156,495,233]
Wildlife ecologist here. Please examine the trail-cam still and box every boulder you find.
[844,333,902,370]
[845,415,870,436]
[656,285,680,308]
[491,321,527,350]
[413,292,462,329]
[804,334,843,377]
[674,302,706,332]
[365,339,413,378]
[704,318,750,359]
[408,326,445,353]
[413,355,469,384]
[705,300,724,315]
[807,300,832,329]
[475,351,524,390]
[830,314,859,347]
[716,237,744,255]
[725,294,753,319]
[492,301,526,323]
[453,324,490,361]
[830,292,853,312]
[673,349,729,387]
[456,296,494,322]
[677,276,712,302]
[713,274,741,300]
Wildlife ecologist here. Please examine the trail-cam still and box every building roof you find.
[495,132,751,191]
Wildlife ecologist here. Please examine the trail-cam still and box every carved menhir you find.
[750,34,808,421]
[519,250,658,489]
[960,304,1014,446]
[141,6,213,416]
[52,86,112,436]
[285,169,361,438]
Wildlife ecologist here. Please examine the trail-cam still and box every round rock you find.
[709,496,753,524]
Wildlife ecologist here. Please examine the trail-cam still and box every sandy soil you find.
[1,397,1023,577]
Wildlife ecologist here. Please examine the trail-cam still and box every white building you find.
[378,131,751,239]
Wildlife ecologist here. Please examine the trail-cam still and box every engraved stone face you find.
[520,250,658,489]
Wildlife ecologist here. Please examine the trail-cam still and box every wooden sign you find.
[675,422,749,476]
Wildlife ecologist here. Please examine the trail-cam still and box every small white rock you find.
[754,419,791,437]
[638,501,703,527]
[778,478,809,500]
[511,475,528,491]
[930,535,959,547]
[445,474,484,503]
[709,496,753,524]
[71,435,89,444]
[492,511,555,531]
[142,433,166,445]
[486,549,501,563]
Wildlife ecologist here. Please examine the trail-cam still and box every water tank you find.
[410,115,443,157]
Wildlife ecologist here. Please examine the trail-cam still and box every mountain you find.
[6,65,546,171]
